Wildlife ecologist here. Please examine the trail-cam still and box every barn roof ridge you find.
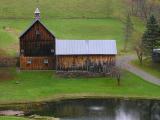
[19,19,55,38]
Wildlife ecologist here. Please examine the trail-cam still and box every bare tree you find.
[124,13,134,51]
[135,42,143,65]
[111,67,122,86]
[106,0,113,18]
[127,0,160,21]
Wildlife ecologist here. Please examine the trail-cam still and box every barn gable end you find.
[19,8,56,70]
[19,20,55,39]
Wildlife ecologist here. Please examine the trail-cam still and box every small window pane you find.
[44,59,48,64]
[27,59,32,64]
[21,49,24,53]
[51,49,54,53]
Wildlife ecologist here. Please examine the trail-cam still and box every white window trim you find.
[27,59,32,64]
[44,59,49,64]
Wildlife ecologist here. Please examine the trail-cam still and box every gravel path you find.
[117,55,160,86]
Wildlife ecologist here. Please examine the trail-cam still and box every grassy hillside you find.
[0,18,145,56]
[0,0,145,56]
[0,0,126,19]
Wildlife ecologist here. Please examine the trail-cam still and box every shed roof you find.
[56,40,117,55]
[153,49,160,54]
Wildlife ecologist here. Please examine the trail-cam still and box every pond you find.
[1,98,160,120]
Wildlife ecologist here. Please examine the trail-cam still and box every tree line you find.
[135,15,160,64]
[122,0,160,64]
[126,0,160,20]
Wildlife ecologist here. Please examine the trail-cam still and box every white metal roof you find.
[153,49,160,53]
[56,40,117,55]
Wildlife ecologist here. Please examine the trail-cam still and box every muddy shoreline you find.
[1,94,160,106]
[0,97,160,120]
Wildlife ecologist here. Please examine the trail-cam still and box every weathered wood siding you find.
[20,56,55,70]
[57,55,116,71]
[20,20,56,70]
[20,21,55,57]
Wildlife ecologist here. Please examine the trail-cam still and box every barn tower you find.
[35,8,40,20]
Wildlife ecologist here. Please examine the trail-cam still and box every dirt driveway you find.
[117,55,160,86]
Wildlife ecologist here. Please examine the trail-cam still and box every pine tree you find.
[124,14,134,51]
[142,15,160,56]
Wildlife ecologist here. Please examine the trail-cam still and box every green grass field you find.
[0,68,160,104]
[0,0,126,19]
[0,1,157,119]
[0,18,145,56]
[0,1,158,119]
[132,59,160,79]
[0,116,29,120]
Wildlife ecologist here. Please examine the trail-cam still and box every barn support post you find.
[56,55,58,72]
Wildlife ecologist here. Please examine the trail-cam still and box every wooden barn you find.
[56,40,117,72]
[19,8,117,71]
[19,8,56,70]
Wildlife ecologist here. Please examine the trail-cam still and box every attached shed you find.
[56,40,117,72]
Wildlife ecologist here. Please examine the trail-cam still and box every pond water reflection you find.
[26,98,160,120]
[1,98,160,120]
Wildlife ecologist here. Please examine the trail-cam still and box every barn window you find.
[35,30,40,40]
[51,49,54,53]
[35,30,40,35]
[21,49,24,54]
[44,59,48,64]
[36,42,41,48]
[27,58,32,64]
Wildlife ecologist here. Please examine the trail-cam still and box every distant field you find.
[0,0,126,19]
[0,18,145,56]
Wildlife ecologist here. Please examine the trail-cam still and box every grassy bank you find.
[132,59,160,79]
[0,68,160,104]
[0,116,30,120]
[0,116,58,120]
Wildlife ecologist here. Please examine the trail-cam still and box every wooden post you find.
[56,55,58,72]
[117,74,121,86]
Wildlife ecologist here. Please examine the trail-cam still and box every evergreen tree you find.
[124,14,134,51]
[142,15,160,56]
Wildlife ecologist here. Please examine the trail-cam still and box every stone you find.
[0,110,24,116]
[29,114,59,120]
